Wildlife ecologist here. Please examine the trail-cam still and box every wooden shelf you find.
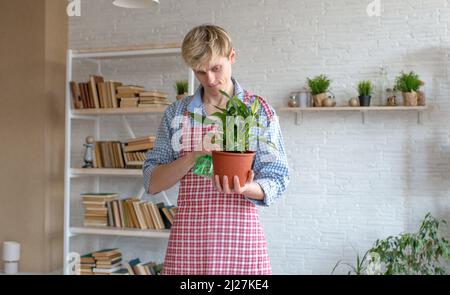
[71,168,142,177]
[71,43,181,59]
[280,105,428,125]
[280,106,427,112]
[70,226,170,239]
[71,107,168,117]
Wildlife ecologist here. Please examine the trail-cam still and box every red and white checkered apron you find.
[162,91,273,275]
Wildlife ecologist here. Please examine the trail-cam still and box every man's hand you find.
[213,170,255,195]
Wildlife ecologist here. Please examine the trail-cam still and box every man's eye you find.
[213,66,221,72]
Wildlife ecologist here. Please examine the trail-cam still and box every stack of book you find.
[123,136,155,168]
[117,85,145,108]
[92,249,124,275]
[81,193,118,227]
[138,91,171,108]
[80,253,96,275]
[79,250,164,275]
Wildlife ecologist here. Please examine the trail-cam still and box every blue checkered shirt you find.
[143,78,289,207]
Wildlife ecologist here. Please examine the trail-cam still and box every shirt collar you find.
[187,77,244,113]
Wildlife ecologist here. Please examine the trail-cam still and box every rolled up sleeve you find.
[143,107,176,195]
[246,108,289,207]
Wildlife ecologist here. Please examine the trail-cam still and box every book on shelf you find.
[81,193,118,227]
[122,258,160,275]
[70,77,172,110]
[138,90,171,108]
[139,91,168,98]
[88,136,154,169]
[93,141,125,169]
[81,194,176,230]
[70,75,125,110]
[123,142,154,153]
[79,249,126,275]
[70,81,83,109]
[89,75,103,109]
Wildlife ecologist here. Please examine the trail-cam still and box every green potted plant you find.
[357,80,373,107]
[332,213,450,275]
[307,75,331,107]
[395,71,421,106]
[175,80,189,100]
[189,90,276,189]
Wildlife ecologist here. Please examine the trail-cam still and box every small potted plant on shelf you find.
[395,71,421,106]
[175,80,189,100]
[189,90,276,190]
[357,80,373,107]
[307,75,331,107]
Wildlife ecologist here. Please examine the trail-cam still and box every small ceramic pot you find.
[358,96,371,107]
[402,92,418,106]
[312,93,328,107]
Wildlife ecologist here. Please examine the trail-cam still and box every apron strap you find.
[243,90,274,122]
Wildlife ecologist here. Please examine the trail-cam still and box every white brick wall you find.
[69,0,450,274]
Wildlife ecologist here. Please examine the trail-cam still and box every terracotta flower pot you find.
[312,93,327,107]
[212,151,256,190]
[402,92,418,106]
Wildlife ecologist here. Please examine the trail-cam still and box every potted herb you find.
[175,80,189,100]
[189,90,275,189]
[395,71,421,106]
[332,213,450,275]
[357,80,373,107]
[307,75,331,107]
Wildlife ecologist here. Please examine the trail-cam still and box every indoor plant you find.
[189,90,276,189]
[175,80,189,100]
[307,75,331,107]
[395,71,421,106]
[357,80,373,107]
[332,213,450,275]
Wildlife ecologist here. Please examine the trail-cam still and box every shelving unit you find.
[70,168,143,177]
[70,227,170,239]
[279,106,428,125]
[64,44,194,275]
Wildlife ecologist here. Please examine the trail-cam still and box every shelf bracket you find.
[295,111,303,126]
[161,191,173,207]
[361,111,368,125]
[137,187,145,200]
[417,111,423,125]
[122,115,136,139]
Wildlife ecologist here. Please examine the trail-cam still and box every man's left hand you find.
[213,170,255,194]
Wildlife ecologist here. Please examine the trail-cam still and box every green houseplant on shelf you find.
[175,80,189,100]
[332,213,450,275]
[189,90,276,190]
[307,74,331,107]
[395,71,421,106]
[357,80,374,107]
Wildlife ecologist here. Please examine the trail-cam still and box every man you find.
[143,24,289,275]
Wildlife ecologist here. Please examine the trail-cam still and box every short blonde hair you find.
[181,25,233,69]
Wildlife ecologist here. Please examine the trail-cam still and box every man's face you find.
[193,49,235,95]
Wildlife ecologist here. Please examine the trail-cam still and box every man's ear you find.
[229,48,236,64]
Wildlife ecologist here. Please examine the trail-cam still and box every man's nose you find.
[206,72,215,84]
